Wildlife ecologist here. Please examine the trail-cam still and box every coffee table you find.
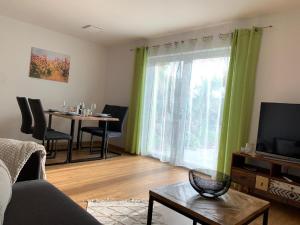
[147,183,270,225]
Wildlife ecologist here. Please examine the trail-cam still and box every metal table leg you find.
[101,121,108,159]
[263,209,269,225]
[146,196,154,225]
[46,114,53,151]
[67,119,75,163]
[76,120,82,149]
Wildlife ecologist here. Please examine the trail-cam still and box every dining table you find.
[45,111,119,163]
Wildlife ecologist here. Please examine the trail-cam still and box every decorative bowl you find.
[189,169,231,198]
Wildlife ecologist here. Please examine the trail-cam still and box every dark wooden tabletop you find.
[150,183,270,225]
[45,111,119,121]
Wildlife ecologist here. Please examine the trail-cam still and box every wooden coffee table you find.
[147,183,270,225]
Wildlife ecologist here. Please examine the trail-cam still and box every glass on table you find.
[91,103,97,114]
[62,100,67,112]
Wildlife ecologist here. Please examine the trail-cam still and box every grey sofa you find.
[3,153,102,225]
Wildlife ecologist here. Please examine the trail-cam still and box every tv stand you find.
[231,152,300,208]
[260,154,300,164]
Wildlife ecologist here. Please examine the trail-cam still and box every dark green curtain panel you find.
[217,28,263,174]
[125,47,148,154]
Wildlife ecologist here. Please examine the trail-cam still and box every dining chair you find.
[28,98,72,163]
[80,105,128,157]
[16,97,33,134]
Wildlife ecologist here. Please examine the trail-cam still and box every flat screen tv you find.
[256,102,300,163]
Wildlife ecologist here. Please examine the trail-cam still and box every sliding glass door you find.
[141,46,230,170]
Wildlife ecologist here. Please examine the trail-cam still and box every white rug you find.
[87,200,193,225]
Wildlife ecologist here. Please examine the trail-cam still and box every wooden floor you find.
[47,155,300,225]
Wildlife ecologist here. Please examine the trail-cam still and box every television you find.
[256,102,300,163]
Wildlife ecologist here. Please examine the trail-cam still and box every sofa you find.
[3,152,102,225]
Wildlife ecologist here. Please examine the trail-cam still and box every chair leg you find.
[46,140,56,159]
[105,138,122,158]
[80,131,96,150]
[89,135,94,153]
[79,130,83,150]
[53,140,57,158]
[105,137,109,158]
[45,139,52,158]
[51,140,54,154]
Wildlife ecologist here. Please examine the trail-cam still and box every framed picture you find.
[29,47,71,83]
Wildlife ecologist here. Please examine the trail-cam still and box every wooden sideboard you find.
[231,152,300,208]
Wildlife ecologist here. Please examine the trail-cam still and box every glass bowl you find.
[189,169,231,198]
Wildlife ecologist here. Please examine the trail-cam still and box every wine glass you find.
[91,103,96,115]
[62,100,67,112]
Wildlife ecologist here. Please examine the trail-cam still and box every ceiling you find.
[0,0,299,46]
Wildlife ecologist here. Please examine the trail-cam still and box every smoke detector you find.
[81,25,104,32]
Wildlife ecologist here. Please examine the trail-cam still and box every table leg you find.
[46,141,50,152]
[263,209,269,225]
[101,121,108,159]
[67,119,75,163]
[76,120,82,149]
[46,114,53,151]
[147,196,154,225]
[48,114,52,129]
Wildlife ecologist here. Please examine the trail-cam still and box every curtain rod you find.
[129,25,272,51]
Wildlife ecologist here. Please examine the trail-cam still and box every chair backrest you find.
[28,98,47,140]
[99,105,128,132]
[16,97,33,134]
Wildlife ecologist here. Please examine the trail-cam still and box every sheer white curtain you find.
[141,37,231,170]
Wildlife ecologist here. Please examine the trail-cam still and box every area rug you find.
[87,200,165,225]
[87,199,193,225]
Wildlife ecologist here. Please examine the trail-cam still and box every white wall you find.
[249,10,300,143]
[104,42,140,147]
[105,9,300,148]
[0,16,107,141]
[104,43,136,107]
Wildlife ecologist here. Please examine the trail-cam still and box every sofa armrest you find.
[16,152,41,182]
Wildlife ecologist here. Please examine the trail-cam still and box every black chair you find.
[28,98,71,163]
[16,97,54,135]
[80,105,128,157]
[16,97,33,134]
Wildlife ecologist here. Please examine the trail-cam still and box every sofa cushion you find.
[4,180,101,225]
[0,160,12,225]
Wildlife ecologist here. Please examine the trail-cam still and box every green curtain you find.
[125,47,148,154]
[217,28,263,174]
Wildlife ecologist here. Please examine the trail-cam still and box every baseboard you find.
[43,140,125,152]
